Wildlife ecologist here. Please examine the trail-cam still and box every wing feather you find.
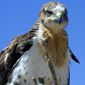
[0,28,38,85]
[69,49,80,64]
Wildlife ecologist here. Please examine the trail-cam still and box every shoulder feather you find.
[0,27,38,85]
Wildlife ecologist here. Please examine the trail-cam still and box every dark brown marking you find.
[25,72,28,75]
[38,77,44,84]
[33,78,37,85]
[18,75,21,79]
[14,82,20,85]
[24,79,27,83]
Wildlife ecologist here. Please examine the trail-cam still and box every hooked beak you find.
[54,17,63,24]
[54,10,68,24]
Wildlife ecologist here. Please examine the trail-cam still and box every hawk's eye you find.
[46,10,53,17]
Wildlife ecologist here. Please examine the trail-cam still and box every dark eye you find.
[46,10,53,17]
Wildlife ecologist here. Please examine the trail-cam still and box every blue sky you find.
[0,0,84,84]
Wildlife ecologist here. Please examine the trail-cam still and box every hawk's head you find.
[40,2,68,33]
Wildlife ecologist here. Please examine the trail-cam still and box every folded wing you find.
[0,28,37,85]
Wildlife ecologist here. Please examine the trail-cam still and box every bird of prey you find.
[0,2,79,85]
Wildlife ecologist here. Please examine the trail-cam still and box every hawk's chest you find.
[6,42,54,85]
[6,38,69,85]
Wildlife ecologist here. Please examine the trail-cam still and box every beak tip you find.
[54,17,62,23]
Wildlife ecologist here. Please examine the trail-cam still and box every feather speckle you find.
[0,1,79,85]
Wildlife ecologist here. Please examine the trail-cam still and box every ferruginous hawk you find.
[0,2,79,85]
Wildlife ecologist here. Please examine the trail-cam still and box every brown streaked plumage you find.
[0,2,79,85]
[38,28,68,68]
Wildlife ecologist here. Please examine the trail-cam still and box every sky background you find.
[0,0,84,85]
